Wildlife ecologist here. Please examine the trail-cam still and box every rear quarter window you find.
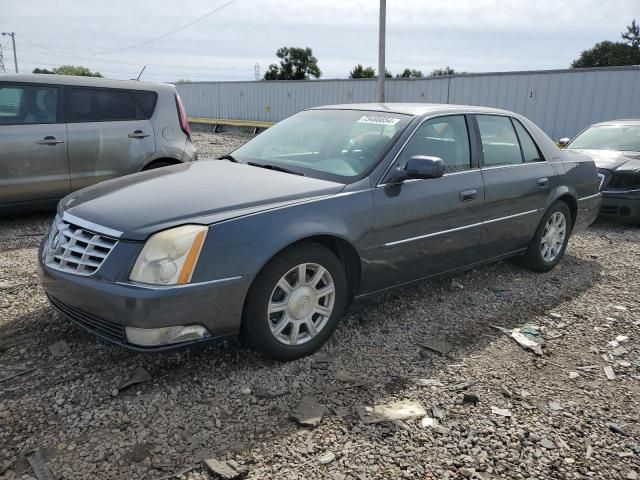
[132,91,158,119]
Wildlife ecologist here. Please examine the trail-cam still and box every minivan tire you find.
[519,201,572,273]
[242,243,348,361]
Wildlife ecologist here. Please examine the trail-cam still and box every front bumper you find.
[39,240,252,351]
[598,194,640,223]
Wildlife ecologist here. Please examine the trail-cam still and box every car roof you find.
[310,102,513,117]
[589,119,640,127]
[0,73,174,92]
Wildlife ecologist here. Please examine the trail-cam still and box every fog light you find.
[125,325,210,347]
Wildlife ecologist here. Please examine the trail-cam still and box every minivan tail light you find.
[175,93,190,136]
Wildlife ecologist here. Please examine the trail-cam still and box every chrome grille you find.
[44,215,117,276]
[597,172,606,190]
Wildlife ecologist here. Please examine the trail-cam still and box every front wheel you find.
[519,201,572,272]
[242,243,348,361]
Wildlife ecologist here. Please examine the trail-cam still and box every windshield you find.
[568,125,640,152]
[231,109,412,182]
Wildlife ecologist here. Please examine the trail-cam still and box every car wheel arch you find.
[141,158,182,171]
[249,234,362,304]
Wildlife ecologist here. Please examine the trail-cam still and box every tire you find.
[142,161,175,171]
[242,243,348,361]
[519,201,572,273]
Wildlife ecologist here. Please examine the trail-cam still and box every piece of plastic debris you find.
[47,340,70,358]
[607,422,629,436]
[616,335,629,343]
[319,452,336,464]
[202,458,241,479]
[604,365,616,380]
[491,406,511,417]
[492,324,544,356]
[27,450,56,480]
[421,417,437,428]
[356,400,426,424]
[414,378,443,387]
[118,366,152,392]
[290,396,324,427]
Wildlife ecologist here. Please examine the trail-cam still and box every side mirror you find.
[402,155,445,180]
[558,138,570,148]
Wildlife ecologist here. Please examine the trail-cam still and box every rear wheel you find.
[242,243,348,361]
[519,201,572,272]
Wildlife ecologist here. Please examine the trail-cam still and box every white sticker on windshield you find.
[356,115,401,126]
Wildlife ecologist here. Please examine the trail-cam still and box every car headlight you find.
[129,225,208,285]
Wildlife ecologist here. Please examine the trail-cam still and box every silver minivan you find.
[0,74,197,211]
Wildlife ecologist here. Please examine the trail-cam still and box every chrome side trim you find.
[480,161,548,171]
[116,276,244,290]
[62,212,124,239]
[383,209,541,247]
[384,221,484,247]
[601,189,640,194]
[578,193,602,202]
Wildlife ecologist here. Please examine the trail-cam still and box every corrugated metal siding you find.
[176,66,640,139]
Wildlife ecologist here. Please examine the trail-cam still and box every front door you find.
[0,82,69,204]
[66,87,155,190]
[474,114,557,259]
[364,115,485,293]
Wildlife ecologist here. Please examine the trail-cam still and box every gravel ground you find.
[1,131,639,480]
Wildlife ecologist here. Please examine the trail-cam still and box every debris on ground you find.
[27,450,56,480]
[604,365,616,380]
[419,338,453,356]
[540,438,556,450]
[311,353,329,370]
[449,279,464,290]
[449,379,478,391]
[414,378,443,387]
[607,422,629,436]
[289,396,324,427]
[492,324,544,355]
[318,452,336,464]
[462,393,479,405]
[203,458,243,479]
[356,400,426,424]
[491,406,511,417]
[47,340,70,358]
[117,366,152,392]
[421,416,437,428]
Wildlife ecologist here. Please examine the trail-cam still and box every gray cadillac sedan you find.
[39,104,601,360]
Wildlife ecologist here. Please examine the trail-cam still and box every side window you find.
[0,84,58,125]
[513,119,544,162]
[132,91,158,119]
[399,115,471,174]
[477,115,522,167]
[70,88,138,122]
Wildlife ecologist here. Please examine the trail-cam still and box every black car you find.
[563,119,640,223]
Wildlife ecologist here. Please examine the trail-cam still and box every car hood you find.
[60,160,345,241]
[571,149,640,173]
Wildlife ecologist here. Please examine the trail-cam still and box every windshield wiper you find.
[247,161,305,176]
[218,154,239,162]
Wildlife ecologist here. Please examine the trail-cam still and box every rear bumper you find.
[38,241,252,351]
[598,194,640,223]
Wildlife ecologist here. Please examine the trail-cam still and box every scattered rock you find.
[607,422,629,436]
[462,393,479,405]
[540,439,556,449]
[604,365,616,380]
[569,371,580,379]
[421,417,437,428]
[414,378,443,387]
[47,340,70,358]
[333,370,355,382]
[491,406,511,417]
[449,379,478,391]
[203,458,242,479]
[290,397,324,428]
[319,452,335,465]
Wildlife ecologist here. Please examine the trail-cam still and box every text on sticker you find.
[357,115,401,126]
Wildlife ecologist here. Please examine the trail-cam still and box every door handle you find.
[128,130,150,139]
[537,177,549,188]
[36,136,64,145]
[459,189,478,202]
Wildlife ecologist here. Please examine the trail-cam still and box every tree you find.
[430,66,457,77]
[622,19,640,48]
[33,65,102,77]
[264,47,321,80]
[349,64,376,78]
[397,68,423,78]
[383,69,393,78]
[571,41,640,68]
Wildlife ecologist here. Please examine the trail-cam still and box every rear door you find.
[66,87,155,190]
[474,114,557,259]
[0,82,69,204]
[365,115,485,292]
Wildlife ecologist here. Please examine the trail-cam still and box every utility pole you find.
[254,63,260,81]
[377,0,386,103]
[0,43,5,73]
[1,32,17,73]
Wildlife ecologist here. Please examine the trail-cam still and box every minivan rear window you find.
[70,88,138,122]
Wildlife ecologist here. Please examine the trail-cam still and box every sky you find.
[0,0,638,83]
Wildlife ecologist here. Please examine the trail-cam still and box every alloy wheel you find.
[540,211,567,262]
[267,263,335,345]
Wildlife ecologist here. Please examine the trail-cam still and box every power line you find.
[14,0,239,57]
